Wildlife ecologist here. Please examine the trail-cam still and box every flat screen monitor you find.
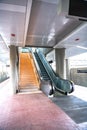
[68,0,87,21]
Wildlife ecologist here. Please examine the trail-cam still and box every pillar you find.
[66,58,70,80]
[10,45,18,94]
[55,48,66,79]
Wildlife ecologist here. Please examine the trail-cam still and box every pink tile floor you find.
[0,92,80,130]
[0,79,81,130]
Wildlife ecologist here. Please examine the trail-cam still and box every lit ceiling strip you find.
[0,3,26,13]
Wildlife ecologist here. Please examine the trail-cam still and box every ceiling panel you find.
[26,0,58,47]
[36,0,59,4]
[0,10,25,46]
[55,23,87,49]
[0,0,29,63]
[0,0,87,61]
[0,0,27,46]
[26,0,82,47]
[0,0,27,6]
[66,46,87,58]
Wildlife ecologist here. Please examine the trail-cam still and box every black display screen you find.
[68,0,87,19]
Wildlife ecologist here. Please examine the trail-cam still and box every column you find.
[55,48,66,79]
[66,58,70,80]
[10,45,18,94]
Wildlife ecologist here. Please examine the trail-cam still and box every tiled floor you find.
[0,79,13,103]
[0,79,80,130]
[0,93,80,130]
[51,85,87,130]
[78,122,87,130]
[51,95,87,124]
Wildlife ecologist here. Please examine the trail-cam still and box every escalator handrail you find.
[34,52,50,81]
[36,49,73,93]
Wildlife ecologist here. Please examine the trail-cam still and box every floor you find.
[0,92,80,130]
[50,85,87,129]
[0,79,12,103]
[51,95,87,123]
[0,79,86,130]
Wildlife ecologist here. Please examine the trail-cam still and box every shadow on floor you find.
[50,95,87,124]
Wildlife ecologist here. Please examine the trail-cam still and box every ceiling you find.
[0,0,87,63]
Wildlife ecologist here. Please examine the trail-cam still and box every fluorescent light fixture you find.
[77,45,87,50]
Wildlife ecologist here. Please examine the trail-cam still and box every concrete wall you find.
[70,67,87,87]
[46,50,56,71]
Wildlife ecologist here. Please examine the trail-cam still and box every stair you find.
[19,53,39,91]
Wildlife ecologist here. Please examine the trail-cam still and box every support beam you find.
[23,0,32,46]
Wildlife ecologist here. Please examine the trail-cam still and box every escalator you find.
[34,52,51,81]
[34,49,74,95]
[19,52,40,91]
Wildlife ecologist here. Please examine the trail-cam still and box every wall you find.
[70,67,87,87]
[46,50,56,71]
[0,61,9,83]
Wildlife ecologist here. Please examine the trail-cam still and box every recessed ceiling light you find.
[11,34,15,37]
[75,38,79,41]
